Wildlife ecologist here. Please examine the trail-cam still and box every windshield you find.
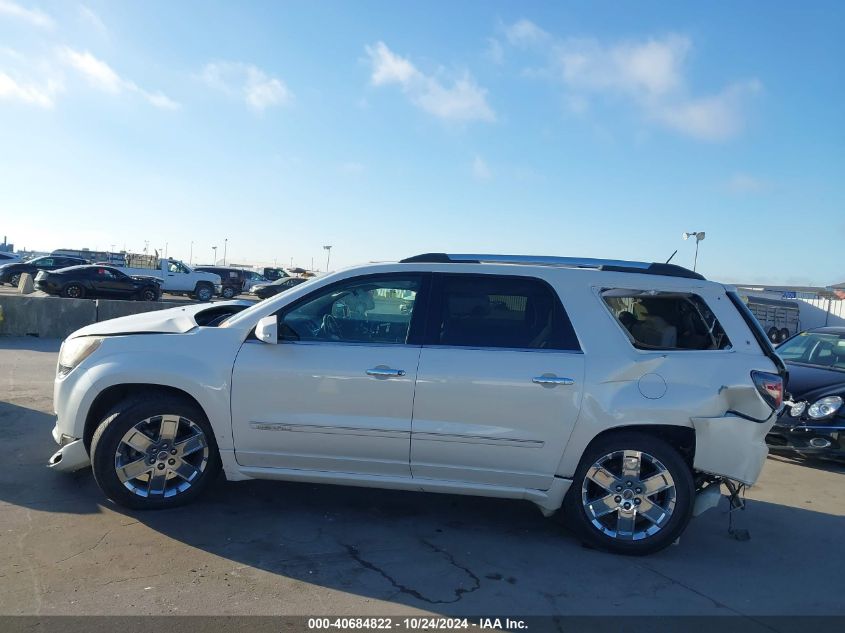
[777,331,845,371]
[219,274,324,328]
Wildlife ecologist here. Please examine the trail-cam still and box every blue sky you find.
[0,1,842,284]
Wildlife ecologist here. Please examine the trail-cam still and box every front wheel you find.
[90,396,221,509]
[194,284,213,302]
[221,286,236,299]
[138,287,159,302]
[10,273,21,287]
[562,432,694,555]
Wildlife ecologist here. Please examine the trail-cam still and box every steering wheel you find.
[320,314,342,340]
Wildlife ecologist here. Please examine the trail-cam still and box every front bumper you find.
[766,411,845,456]
[47,422,90,472]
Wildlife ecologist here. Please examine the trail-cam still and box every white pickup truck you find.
[120,259,221,301]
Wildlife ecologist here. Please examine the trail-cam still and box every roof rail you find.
[399,253,705,280]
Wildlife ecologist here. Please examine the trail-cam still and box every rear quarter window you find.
[602,289,731,351]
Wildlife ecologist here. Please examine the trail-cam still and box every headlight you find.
[807,395,843,420]
[57,336,103,377]
[788,401,806,417]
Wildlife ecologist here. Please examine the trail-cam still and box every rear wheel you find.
[10,273,21,286]
[63,283,84,299]
[563,432,694,555]
[778,328,790,342]
[90,396,221,509]
[221,286,236,299]
[766,327,779,344]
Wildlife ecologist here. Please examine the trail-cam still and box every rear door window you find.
[428,274,580,351]
[602,289,731,350]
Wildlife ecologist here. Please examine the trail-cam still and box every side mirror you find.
[255,315,278,344]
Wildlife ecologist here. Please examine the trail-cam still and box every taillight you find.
[751,370,783,410]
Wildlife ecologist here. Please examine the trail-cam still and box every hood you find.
[69,300,252,338]
[784,361,845,400]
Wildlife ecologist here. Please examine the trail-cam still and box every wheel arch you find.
[83,384,207,452]
[558,423,696,478]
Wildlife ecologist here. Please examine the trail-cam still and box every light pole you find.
[189,241,194,265]
[223,238,228,266]
[323,245,332,272]
[212,246,218,264]
[682,231,706,272]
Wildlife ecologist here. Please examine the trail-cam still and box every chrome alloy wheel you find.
[581,449,677,541]
[114,414,209,498]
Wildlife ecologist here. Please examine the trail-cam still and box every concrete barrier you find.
[96,298,171,322]
[0,295,97,339]
[0,295,176,339]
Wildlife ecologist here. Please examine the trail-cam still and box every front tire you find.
[90,395,221,510]
[10,273,21,287]
[138,287,159,302]
[194,283,213,302]
[562,432,694,555]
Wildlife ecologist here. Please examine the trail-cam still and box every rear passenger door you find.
[410,274,585,490]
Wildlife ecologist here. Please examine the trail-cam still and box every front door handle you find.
[366,367,406,377]
[532,375,575,386]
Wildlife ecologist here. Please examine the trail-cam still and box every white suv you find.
[48,253,785,555]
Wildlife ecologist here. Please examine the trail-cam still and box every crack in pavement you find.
[636,562,780,631]
[343,539,480,604]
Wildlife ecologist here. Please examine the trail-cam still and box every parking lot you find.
[1,335,844,619]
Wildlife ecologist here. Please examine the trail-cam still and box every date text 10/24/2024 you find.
[307,617,529,630]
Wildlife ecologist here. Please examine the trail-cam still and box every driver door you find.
[231,273,428,477]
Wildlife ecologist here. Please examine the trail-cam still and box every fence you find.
[796,298,845,329]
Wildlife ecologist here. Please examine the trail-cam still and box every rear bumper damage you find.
[691,412,776,486]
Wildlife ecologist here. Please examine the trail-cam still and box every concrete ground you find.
[1,335,844,618]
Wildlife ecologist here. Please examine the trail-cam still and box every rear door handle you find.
[532,375,574,386]
[366,367,406,377]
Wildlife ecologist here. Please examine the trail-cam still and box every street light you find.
[323,245,332,271]
[223,238,228,266]
[682,231,706,272]
[189,241,194,265]
[212,245,218,264]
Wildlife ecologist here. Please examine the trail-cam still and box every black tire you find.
[221,286,236,299]
[194,283,213,302]
[562,431,695,556]
[62,283,84,299]
[138,286,159,302]
[10,273,21,287]
[90,394,221,510]
[766,327,779,344]
[778,328,790,343]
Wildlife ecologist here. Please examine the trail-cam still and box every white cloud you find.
[0,0,53,29]
[505,19,549,47]
[726,172,770,194]
[365,41,495,122]
[59,46,180,109]
[472,155,491,181]
[201,62,292,112]
[0,71,61,107]
[340,161,365,175]
[485,38,504,65]
[505,21,761,142]
[78,5,107,34]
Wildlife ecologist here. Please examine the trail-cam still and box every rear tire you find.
[10,273,21,287]
[90,395,221,510]
[766,327,779,344]
[63,283,84,299]
[562,432,694,556]
[221,286,236,299]
[778,328,790,343]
